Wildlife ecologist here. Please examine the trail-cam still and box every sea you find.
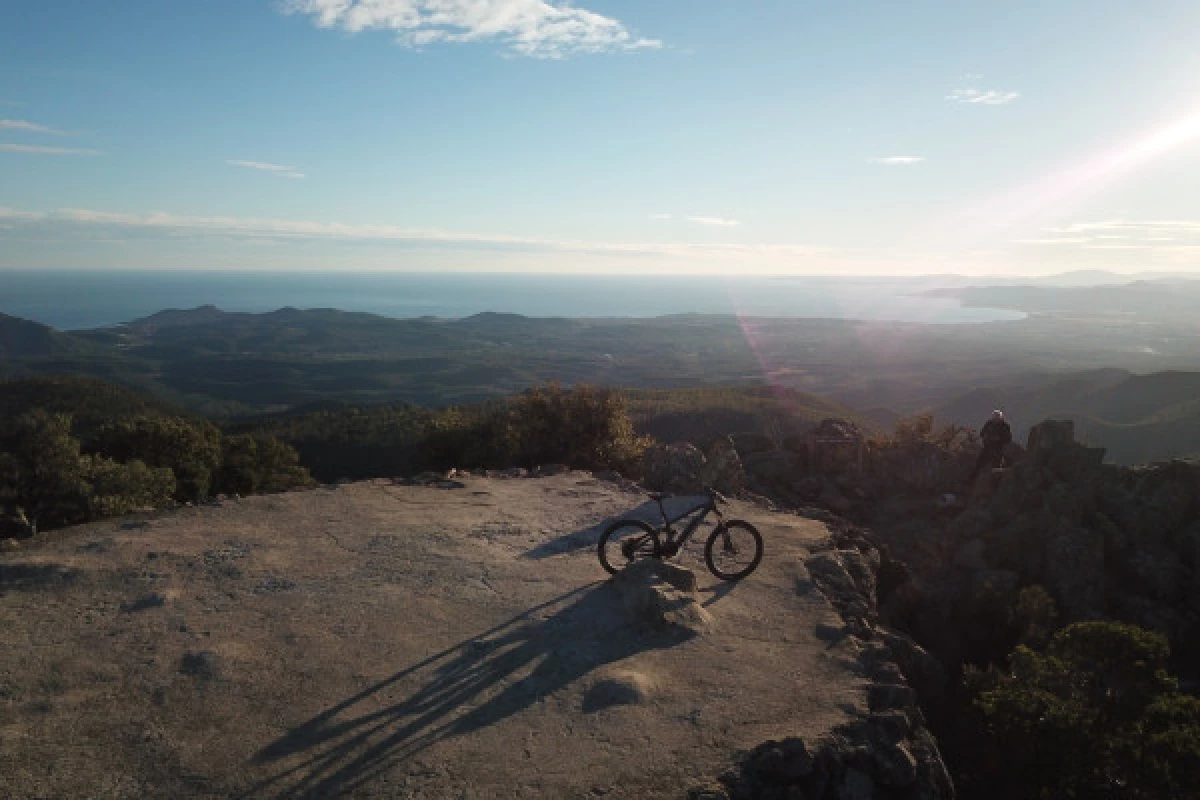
[0,270,1024,331]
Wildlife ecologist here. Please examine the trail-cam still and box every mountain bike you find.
[597,489,764,581]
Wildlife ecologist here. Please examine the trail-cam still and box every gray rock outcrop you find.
[612,559,712,636]
[642,437,745,495]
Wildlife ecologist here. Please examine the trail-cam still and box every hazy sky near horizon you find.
[3,0,1200,276]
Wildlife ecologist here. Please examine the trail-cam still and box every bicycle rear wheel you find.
[598,519,662,575]
[704,520,763,581]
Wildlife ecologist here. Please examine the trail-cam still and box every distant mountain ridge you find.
[924,279,1200,320]
[0,312,93,359]
[4,304,1200,465]
[125,304,231,329]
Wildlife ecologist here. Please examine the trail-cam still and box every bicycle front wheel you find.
[598,519,662,575]
[704,520,763,581]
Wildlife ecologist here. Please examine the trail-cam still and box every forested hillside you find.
[0,312,95,359]
[0,377,313,534]
[6,305,1200,465]
[7,305,1200,421]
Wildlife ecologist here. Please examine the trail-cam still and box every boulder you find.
[613,560,711,636]
[871,740,918,788]
[732,720,953,800]
[819,481,854,515]
[910,729,956,799]
[876,628,947,699]
[1026,419,1076,453]
[1024,419,1106,481]
[805,551,873,621]
[839,549,878,608]
[748,738,815,785]
[867,684,918,712]
[582,670,655,712]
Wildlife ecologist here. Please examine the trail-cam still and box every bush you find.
[0,410,91,532]
[0,411,177,530]
[91,415,222,503]
[876,411,979,453]
[244,403,434,482]
[0,406,313,533]
[420,384,651,474]
[508,384,650,472]
[84,456,175,518]
[215,434,314,495]
[968,621,1200,798]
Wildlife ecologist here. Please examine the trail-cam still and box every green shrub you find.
[0,410,90,532]
[420,384,651,474]
[969,621,1200,798]
[91,415,222,503]
[0,411,177,530]
[508,384,650,472]
[84,456,176,518]
[215,433,314,495]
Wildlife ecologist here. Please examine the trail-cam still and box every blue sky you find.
[2,0,1200,275]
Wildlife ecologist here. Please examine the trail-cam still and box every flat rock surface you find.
[0,474,865,799]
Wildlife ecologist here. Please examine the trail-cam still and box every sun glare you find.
[938,108,1200,247]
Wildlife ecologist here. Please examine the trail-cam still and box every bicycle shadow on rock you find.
[0,563,80,592]
[522,495,711,560]
[248,580,695,799]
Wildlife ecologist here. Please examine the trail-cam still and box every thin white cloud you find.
[0,119,65,135]
[687,215,741,227]
[282,0,661,59]
[227,159,306,179]
[0,208,45,221]
[1013,237,1093,245]
[1017,220,1200,258]
[1047,220,1200,236]
[947,88,1020,105]
[0,143,99,156]
[870,156,924,165]
[0,207,833,263]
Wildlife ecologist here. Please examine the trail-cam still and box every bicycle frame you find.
[656,495,723,549]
